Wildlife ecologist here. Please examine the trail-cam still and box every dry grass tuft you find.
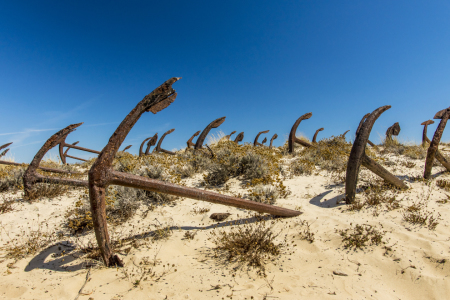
[208,218,285,276]
[337,224,386,250]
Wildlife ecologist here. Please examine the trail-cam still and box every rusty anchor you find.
[385,122,400,142]
[288,113,313,153]
[194,117,226,150]
[58,132,101,164]
[345,106,407,204]
[153,129,176,155]
[186,131,201,150]
[234,132,244,144]
[87,78,300,267]
[122,145,132,152]
[424,108,450,179]
[139,134,158,157]
[254,130,269,147]
[0,141,82,175]
[342,130,350,139]
[421,120,434,146]
[221,131,236,142]
[0,142,12,158]
[312,128,324,144]
[356,113,376,147]
[23,124,89,199]
[269,134,278,149]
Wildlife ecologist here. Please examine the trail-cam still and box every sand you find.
[1,151,449,300]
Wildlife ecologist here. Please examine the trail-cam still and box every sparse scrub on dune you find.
[208,218,286,276]
[247,185,279,204]
[379,138,428,160]
[0,195,16,213]
[337,223,386,250]
[402,201,441,230]
[0,165,25,192]
[289,158,315,176]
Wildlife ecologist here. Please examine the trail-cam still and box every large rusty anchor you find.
[424,108,450,179]
[139,134,158,157]
[234,132,244,144]
[312,128,324,144]
[342,130,350,139]
[385,122,400,143]
[58,132,101,164]
[254,130,269,147]
[356,113,376,147]
[195,117,226,150]
[345,106,408,204]
[0,142,82,175]
[421,120,434,146]
[269,134,278,149]
[87,78,300,267]
[153,129,176,155]
[288,113,313,153]
[23,124,89,200]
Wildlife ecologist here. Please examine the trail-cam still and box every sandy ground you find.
[1,151,449,300]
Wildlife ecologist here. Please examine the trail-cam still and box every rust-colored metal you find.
[58,131,101,164]
[312,128,324,144]
[0,160,82,175]
[122,145,132,151]
[194,117,226,150]
[23,124,89,200]
[0,142,80,174]
[269,134,278,149]
[0,149,9,158]
[88,78,301,267]
[385,122,400,142]
[288,113,313,153]
[0,142,13,158]
[254,130,269,147]
[261,137,267,145]
[356,113,375,147]
[223,131,236,141]
[424,108,450,179]
[186,131,201,150]
[342,130,350,138]
[153,129,175,155]
[345,106,407,204]
[144,134,158,155]
[421,120,434,146]
[234,132,244,144]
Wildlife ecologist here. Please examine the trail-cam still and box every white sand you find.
[1,152,449,300]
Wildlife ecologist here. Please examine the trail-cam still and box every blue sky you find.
[1,1,450,163]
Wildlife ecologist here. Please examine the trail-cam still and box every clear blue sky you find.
[1,1,450,163]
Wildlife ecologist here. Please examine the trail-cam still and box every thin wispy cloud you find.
[0,128,61,136]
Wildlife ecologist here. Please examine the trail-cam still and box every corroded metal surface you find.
[356,113,375,147]
[153,129,175,155]
[261,137,267,145]
[23,124,88,200]
[424,108,450,179]
[288,113,313,153]
[312,128,324,144]
[186,130,201,150]
[269,134,278,149]
[385,122,400,142]
[194,117,226,150]
[254,130,269,147]
[58,129,100,164]
[88,78,300,267]
[234,132,244,144]
[421,120,434,146]
[144,133,158,155]
[345,106,407,204]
